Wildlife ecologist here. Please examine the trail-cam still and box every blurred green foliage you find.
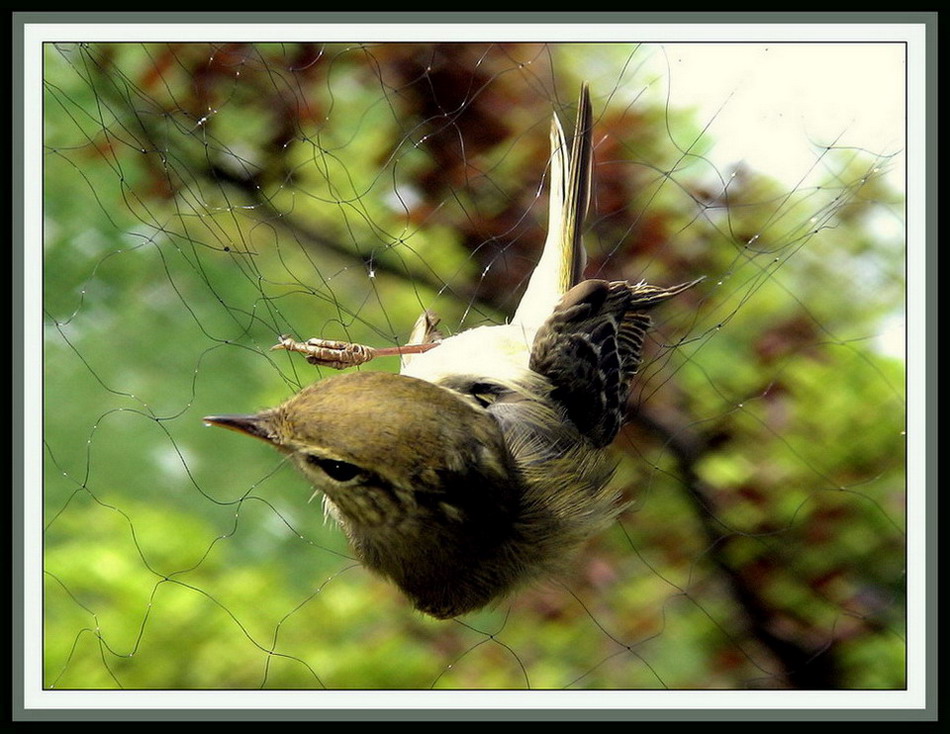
[42,42,905,691]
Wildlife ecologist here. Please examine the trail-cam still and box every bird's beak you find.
[203,413,275,443]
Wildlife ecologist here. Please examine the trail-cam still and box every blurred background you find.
[42,41,906,690]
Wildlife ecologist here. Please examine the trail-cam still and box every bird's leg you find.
[272,334,440,370]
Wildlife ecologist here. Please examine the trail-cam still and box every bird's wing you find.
[529,278,703,447]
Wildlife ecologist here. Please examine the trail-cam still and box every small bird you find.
[205,84,701,619]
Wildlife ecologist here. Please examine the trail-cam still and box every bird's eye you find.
[305,455,363,482]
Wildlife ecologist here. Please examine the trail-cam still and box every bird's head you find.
[204,370,517,533]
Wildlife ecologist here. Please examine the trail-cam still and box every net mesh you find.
[42,41,906,690]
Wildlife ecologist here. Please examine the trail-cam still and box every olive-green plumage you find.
[206,85,700,618]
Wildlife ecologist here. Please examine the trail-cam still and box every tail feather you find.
[513,84,593,331]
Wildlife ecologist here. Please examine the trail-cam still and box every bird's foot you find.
[272,334,439,370]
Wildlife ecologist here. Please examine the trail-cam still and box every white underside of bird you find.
[400,321,533,385]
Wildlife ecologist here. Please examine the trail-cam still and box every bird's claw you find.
[272,335,378,370]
